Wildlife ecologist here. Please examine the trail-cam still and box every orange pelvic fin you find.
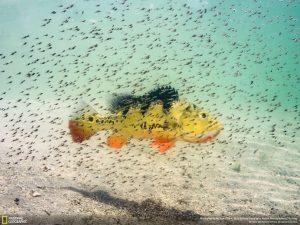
[69,120,97,143]
[107,133,128,149]
[152,138,175,154]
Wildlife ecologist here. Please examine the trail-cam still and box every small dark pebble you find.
[14,198,20,205]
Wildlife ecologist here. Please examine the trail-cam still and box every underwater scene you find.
[0,0,299,224]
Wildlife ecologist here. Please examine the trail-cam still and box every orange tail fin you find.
[69,120,97,143]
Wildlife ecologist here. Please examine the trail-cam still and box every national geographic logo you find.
[1,215,27,224]
[1,216,8,225]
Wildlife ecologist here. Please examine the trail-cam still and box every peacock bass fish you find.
[69,86,223,153]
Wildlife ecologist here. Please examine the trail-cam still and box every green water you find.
[0,0,299,221]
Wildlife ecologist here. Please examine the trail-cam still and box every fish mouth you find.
[193,128,222,143]
[196,129,220,140]
[181,120,223,143]
[183,126,223,143]
[182,127,222,143]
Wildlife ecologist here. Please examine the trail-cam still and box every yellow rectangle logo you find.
[1,215,8,225]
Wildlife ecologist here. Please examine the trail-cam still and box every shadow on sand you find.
[66,186,201,223]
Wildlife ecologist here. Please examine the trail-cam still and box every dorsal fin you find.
[141,85,179,112]
[109,85,179,114]
[109,94,140,114]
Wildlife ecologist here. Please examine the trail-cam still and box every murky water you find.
[0,0,299,223]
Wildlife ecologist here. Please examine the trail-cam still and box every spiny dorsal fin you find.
[109,85,179,114]
[109,94,140,114]
[141,85,179,112]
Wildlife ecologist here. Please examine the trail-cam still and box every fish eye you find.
[88,116,94,122]
[201,113,207,118]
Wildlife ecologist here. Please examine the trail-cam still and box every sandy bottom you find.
[1,101,299,225]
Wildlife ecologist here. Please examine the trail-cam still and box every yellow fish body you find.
[69,99,222,153]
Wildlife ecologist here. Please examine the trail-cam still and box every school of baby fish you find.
[0,0,299,216]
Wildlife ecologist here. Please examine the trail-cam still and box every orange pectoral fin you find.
[107,134,128,149]
[152,138,175,154]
